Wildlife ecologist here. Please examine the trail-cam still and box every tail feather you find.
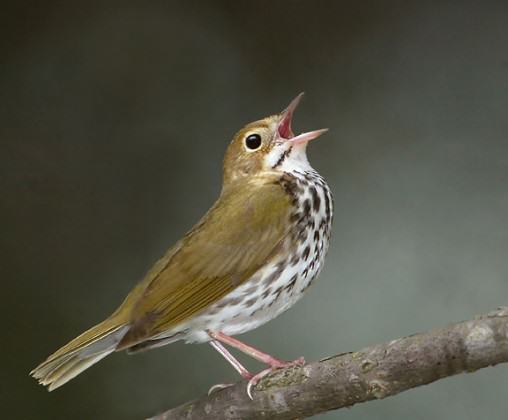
[41,352,114,391]
[31,319,130,391]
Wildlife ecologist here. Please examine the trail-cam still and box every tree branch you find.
[149,307,508,420]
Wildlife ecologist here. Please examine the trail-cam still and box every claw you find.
[245,357,306,399]
[208,383,234,395]
[246,368,272,400]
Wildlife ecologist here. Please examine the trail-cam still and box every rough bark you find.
[149,307,508,420]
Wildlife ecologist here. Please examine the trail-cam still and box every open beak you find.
[277,93,328,145]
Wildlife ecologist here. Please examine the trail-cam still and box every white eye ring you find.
[244,133,262,152]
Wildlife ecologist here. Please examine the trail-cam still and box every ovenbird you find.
[31,93,333,397]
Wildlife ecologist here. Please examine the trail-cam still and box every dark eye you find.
[245,133,262,150]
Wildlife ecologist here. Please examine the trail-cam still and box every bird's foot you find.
[246,357,306,399]
[208,369,254,395]
[208,332,306,399]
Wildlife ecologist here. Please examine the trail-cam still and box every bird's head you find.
[222,93,327,187]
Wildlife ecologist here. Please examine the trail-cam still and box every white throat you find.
[265,143,314,174]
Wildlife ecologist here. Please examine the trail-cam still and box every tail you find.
[30,318,130,391]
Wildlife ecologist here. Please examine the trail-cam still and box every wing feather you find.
[119,177,291,347]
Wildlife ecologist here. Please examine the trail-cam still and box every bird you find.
[30,93,333,398]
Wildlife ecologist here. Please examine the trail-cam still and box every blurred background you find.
[2,1,508,419]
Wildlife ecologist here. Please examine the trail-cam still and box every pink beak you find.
[278,93,328,145]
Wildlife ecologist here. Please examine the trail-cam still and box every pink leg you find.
[208,331,305,399]
[208,340,253,395]
[209,340,252,379]
[209,331,295,367]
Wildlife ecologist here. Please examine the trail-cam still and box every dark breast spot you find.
[284,274,298,292]
[324,191,331,217]
[244,297,258,308]
[223,296,243,307]
[298,229,308,243]
[271,285,285,303]
[290,212,301,224]
[303,199,311,217]
[262,287,273,299]
[278,173,302,201]
[301,276,315,293]
[276,259,287,270]
[302,245,310,260]
[263,264,284,286]
[310,186,321,212]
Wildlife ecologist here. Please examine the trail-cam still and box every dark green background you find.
[2,1,508,419]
